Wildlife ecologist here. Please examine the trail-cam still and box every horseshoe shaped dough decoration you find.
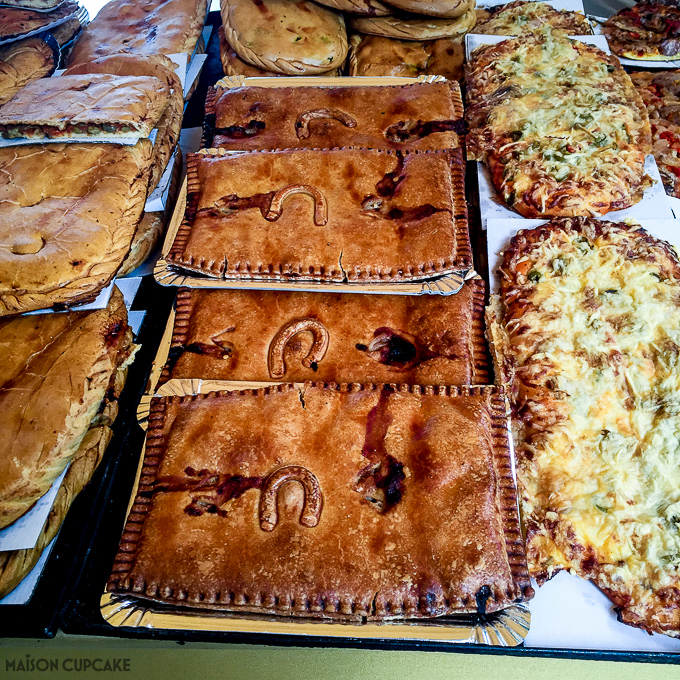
[268,318,330,379]
[259,465,323,531]
[295,108,357,140]
[265,184,328,226]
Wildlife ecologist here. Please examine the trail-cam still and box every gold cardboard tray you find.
[113,378,530,646]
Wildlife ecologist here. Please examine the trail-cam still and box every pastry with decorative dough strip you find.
[107,383,533,620]
[204,81,462,151]
[162,279,488,385]
[167,147,470,283]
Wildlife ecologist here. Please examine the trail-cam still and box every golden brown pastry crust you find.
[217,26,341,77]
[167,147,470,283]
[0,37,55,107]
[205,81,462,151]
[0,288,137,531]
[382,0,474,19]
[119,147,183,277]
[0,1,77,41]
[64,55,183,192]
[349,9,476,40]
[312,0,392,16]
[108,383,532,619]
[162,279,488,385]
[0,74,170,140]
[66,0,208,66]
[0,314,135,598]
[221,0,348,75]
[0,140,153,315]
[347,32,464,79]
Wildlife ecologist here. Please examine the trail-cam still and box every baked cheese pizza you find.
[466,32,652,218]
[603,3,680,61]
[471,1,592,36]
[488,216,680,638]
[631,70,680,198]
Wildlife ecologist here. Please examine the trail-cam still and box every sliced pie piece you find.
[107,383,533,620]
[0,287,138,531]
[0,140,153,315]
[64,55,183,192]
[204,81,462,150]
[167,147,470,283]
[162,279,488,385]
[0,73,170,141]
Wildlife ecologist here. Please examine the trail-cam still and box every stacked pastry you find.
[0,0,85,103]
[216,0,476,80]
[105,80,534,626]
[0,289,138,599]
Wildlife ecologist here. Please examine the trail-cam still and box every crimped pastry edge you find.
[107,381,533,619]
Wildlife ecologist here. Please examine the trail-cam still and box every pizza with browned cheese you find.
[466,32,652,218]
[631,70,680,198]
[471,0,592,36]
[603,3,680,60]
[487,216,680,638]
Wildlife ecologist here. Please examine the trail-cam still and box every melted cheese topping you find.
[467,33,650,214]
[506,224,680,618]
[472,1,592,37]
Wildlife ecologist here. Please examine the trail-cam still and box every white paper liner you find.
[0,537,56,605]
[0,467,69,552]
[145,149,177,213]
[23,280,114,315]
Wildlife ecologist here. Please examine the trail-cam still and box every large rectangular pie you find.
[66,0,208,66]
[162,280,488,385]
[0,287,137,531]
[0,74,170,141]
[167,147,470,282]
[487,216,680,638]
[203,81,463,151]
[0,140,153,315]
[107,383,533,620]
